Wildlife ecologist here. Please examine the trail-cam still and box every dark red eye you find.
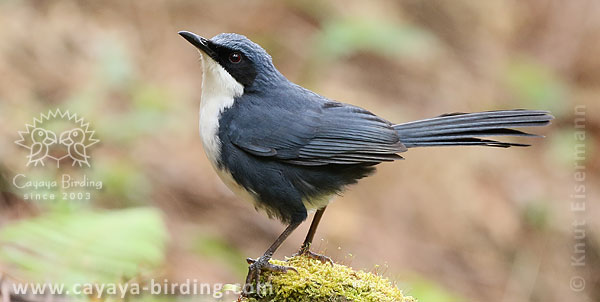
[229,52,242,63]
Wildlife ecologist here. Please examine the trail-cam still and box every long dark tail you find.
[393,110,553,148]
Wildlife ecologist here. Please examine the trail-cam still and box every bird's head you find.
[60,128,85,146]
[178,31,283,94]
[31,128,56,145]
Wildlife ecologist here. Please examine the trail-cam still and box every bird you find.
[178,31,553,295]
[59,128,91,167]
[27,128,56,166]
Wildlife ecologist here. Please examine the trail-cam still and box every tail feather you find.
[394,110,553,148]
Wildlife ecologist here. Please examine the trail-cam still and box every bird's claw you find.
[242,255,298,297]
[293,248,334,266]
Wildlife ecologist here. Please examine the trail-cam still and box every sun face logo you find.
[15,109,99,167]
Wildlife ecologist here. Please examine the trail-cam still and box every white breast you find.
[198,54,262,206]
[199,55,244,165]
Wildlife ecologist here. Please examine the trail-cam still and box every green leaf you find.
[0,208,167,286]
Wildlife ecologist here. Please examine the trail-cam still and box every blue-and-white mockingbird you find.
[178,31,553,293]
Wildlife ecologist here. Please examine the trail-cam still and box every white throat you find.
[199,54,244,164]
[198,54,259,208]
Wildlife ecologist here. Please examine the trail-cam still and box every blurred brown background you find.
[0,0,598,301]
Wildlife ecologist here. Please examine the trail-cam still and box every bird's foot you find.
[242,255,298,297]
[292,246,334,266]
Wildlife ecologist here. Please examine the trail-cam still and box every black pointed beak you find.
[178,31,217,59]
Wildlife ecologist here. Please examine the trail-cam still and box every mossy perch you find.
[242,256,416,302]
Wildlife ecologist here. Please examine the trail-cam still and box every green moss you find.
[243,256,416,302]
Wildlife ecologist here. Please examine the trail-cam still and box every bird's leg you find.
[243,222,300,297]
[293,207,333,265]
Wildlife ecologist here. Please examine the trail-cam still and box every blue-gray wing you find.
[226,99,406,166]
